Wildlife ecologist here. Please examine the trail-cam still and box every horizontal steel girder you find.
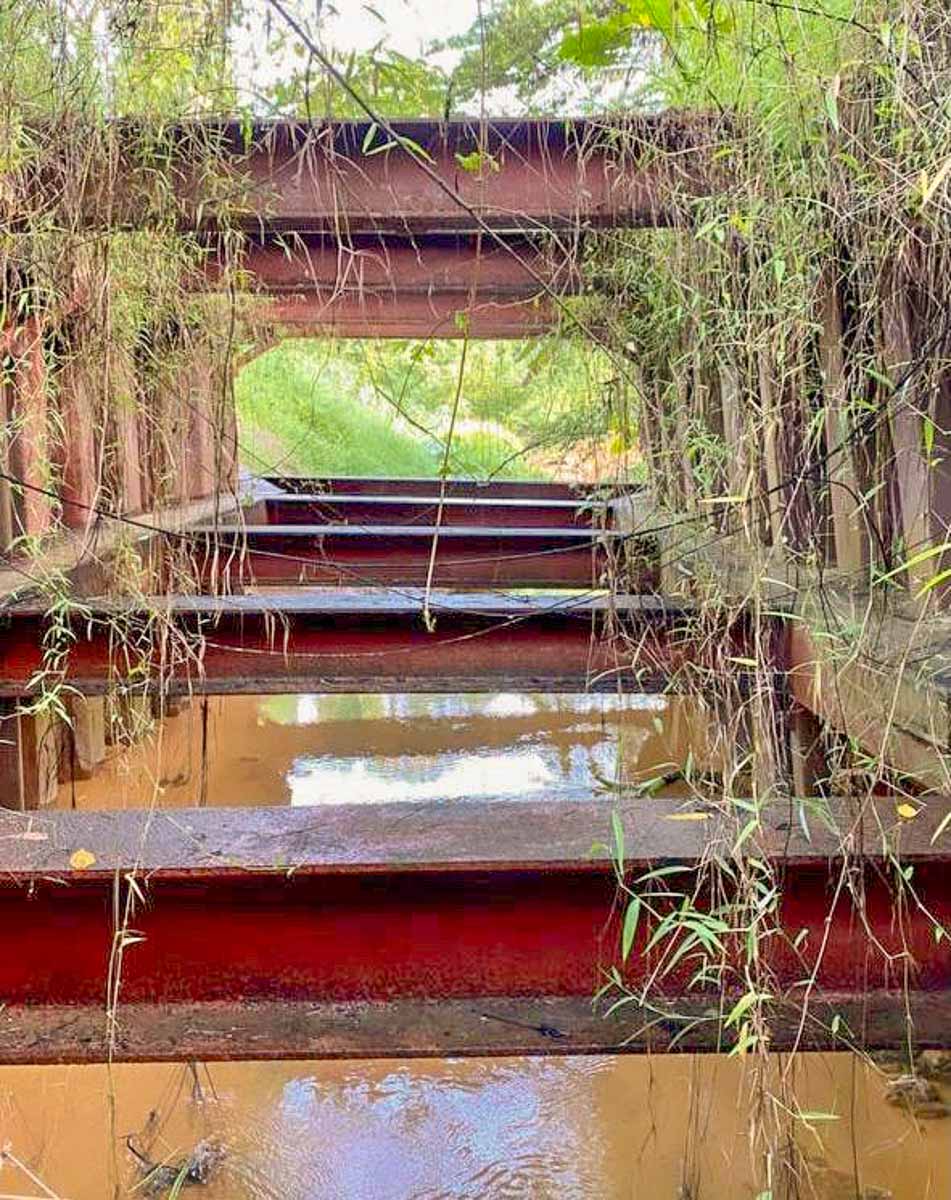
[243,494,607,529]
[0,795,947,1063]
[186,115,722,234]
[184,524,634,589]
[0,590,702,696]
[258,289,558,338]
[204,233,581,295]
[262,476,604,501]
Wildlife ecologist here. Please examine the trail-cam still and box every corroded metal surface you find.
[1,993,949,1065]
[204,115,721,233]
[187,524,622,588]
[248,494,605,529]
[262,475,606,500]
[0,590,699,696]
[263,289,559,337]
[204,233,580,295]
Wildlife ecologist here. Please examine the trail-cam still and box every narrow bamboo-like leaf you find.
[396,134,435,163]
[725,991,771,1028]
[361,121,379,153]
[916,567,951,598]
[876,540,951,585]
[622,896,641,961]
[931,810,951,844]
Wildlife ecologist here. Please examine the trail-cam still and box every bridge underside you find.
[181,116,720,338]
[4,115,950,1065]
[1,474,949,1064]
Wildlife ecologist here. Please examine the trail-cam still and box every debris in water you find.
[883,1073,950,1117]
[126,1135,225,1194]
[916,1049,951,1080]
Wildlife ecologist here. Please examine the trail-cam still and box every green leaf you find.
[916,567,951,598]
[361,122,379,154]
[455,149,499,174]
[559,13,635,67]
[725,991,771,1028]
[875,540,951,585]
[611,808,625,872]
[622,896,641,961]
[395,134,435,164]
[364,138,400,157]
[824,87,840,133]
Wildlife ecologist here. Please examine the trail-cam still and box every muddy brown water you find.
[0,1054,948,1198]
[53,692,711,810]
[35,696,949,1196]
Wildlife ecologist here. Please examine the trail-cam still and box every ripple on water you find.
[204,1058,617,1200]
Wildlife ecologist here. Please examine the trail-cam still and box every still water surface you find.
[54,692,705,810]
[0,1054,946,1199]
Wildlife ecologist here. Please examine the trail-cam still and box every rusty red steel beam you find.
[242,494,607,529]
[187,524,636,589]
[219,232,574,337]
[258,289,557,338]
[0,591,697,697]
[262,476,603,501]
[203,233,581,295]
[184,115,721,234]
[0,795,947,1063]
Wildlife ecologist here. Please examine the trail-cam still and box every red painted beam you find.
[199,116,720,233]
[0,796,946,1062]
[0,591,696,696]
[259,289,557,338]
[188,524,627,588]
[247,494,606,529]
[263,476,603,501]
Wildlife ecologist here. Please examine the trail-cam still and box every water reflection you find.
[0,1054,946,1198]
[54,692,706,811]
[283,693,665,806]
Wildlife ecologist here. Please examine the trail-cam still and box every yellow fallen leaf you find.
[69,848,97,870]
[665,812,711,822]
[896,804,918,820]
